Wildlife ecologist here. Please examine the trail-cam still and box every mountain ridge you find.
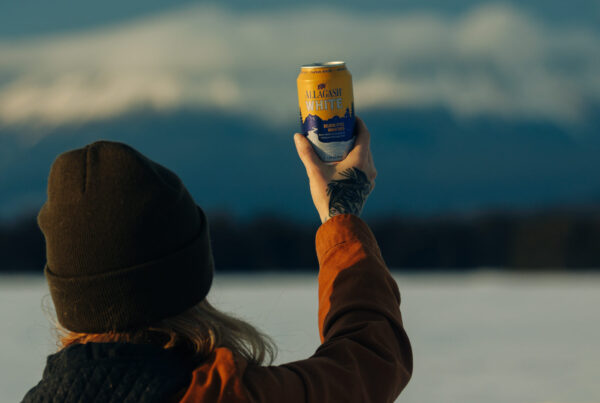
[1,106,599,220]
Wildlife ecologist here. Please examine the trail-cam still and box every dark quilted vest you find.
[22,343,195,403]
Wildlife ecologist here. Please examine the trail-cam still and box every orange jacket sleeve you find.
[242,214,413,402]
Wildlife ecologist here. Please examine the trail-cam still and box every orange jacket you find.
[178,214,413,402]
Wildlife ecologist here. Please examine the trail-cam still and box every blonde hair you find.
[55,299,277,366]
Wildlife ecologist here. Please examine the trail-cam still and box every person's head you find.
[38,141,275,364]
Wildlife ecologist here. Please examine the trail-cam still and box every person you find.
[23,118,412,402]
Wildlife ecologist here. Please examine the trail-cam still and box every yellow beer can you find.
[297,61,355,162]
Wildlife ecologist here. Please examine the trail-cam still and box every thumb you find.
[294,133,323,171]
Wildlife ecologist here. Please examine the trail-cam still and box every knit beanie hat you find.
[38,141,214,333]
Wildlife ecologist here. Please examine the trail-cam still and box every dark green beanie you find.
[38,141,214,333]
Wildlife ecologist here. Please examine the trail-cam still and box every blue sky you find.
[1,1,599,136]
[1,1,599,38]
[0,1,599,218]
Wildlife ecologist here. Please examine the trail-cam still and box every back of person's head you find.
[39,141,275,364]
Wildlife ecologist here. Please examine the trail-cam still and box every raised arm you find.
[242,119,413,402]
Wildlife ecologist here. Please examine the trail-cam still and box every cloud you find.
[0,3,599,131]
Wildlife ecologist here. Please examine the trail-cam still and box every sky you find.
[1,1,599,133]
[0,1,599,218]
[1,0,599,38]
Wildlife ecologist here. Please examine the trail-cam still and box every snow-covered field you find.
[2,272,599,403]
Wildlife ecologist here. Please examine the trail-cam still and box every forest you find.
[2,207,599,272]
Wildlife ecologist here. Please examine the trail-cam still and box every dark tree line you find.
[0,213,46,272]
[2,208,600,272]
[370,211,600,269]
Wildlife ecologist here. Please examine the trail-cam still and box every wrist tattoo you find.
[326,167,371,218]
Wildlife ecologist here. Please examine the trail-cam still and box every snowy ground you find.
[2,272,599,403]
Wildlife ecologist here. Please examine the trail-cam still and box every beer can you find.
[297,61,355,162]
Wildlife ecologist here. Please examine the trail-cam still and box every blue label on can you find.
[301,103,355,143]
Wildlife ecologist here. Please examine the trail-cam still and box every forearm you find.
[243,215,412,403]
[316,214,401,337]
[315,214,412,400]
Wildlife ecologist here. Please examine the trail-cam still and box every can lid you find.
[301,61,346,69]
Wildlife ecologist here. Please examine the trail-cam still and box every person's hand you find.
[294,117,377,223]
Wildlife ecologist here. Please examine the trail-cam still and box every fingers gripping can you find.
[297,61,355,162]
